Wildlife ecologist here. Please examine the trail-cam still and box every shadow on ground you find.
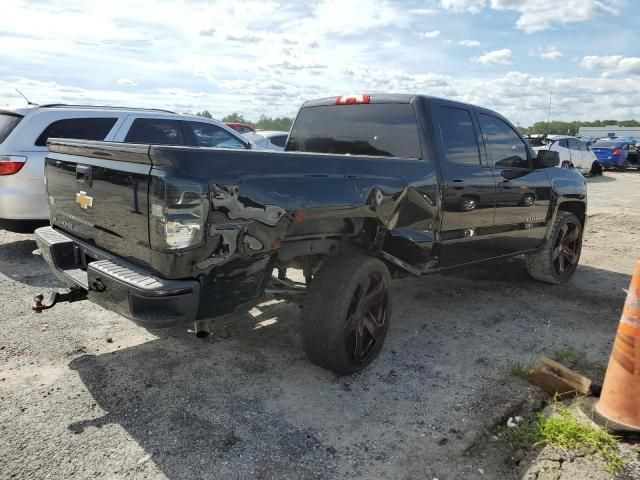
[0,238,64,288]
[65,257,632,480]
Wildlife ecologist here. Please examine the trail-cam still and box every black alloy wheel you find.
[552,219,581,276]
[343,271,390,365]
[302,255,392,375]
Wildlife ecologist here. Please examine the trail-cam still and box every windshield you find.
[0,112,23,144]
[287,103,421,159]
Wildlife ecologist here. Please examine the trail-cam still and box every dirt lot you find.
[1,172,639,480]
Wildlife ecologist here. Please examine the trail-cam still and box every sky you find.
[1,0,639,126]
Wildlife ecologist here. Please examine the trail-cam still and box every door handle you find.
[498,180,512,189]
[450,179,465,190]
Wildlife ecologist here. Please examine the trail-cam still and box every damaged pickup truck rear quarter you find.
[34,94,586,375]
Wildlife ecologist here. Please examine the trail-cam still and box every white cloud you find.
[421,30,441,38]
[459,39,481,47]
[473,48,513,65]
[540,46,563,60]
[581,55,640,76]
[440,0,486,14]
[440,0,621,33]
[490,0,622,33]
[117,78,137,87]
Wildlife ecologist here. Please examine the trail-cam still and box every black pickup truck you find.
[34,94,587,374]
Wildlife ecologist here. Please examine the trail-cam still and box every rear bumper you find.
[0,178,49,220]
[34,226,200,328]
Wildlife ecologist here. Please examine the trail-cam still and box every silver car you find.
[0,104,252,232]
[243,130,289,151]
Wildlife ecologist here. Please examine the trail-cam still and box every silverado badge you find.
[75,191,93,209]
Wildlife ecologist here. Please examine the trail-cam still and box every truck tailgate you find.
[45,139,153,266]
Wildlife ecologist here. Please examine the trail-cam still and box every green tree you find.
[222,112,252,125]
[196,110,213,119]
[254,115,294,131]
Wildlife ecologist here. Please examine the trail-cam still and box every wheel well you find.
[558,201,585,226]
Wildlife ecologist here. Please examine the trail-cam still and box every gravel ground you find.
[1,171,639,480]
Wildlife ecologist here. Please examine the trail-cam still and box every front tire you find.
[525,211,582,284]
[561,161,572,169]
[590,161,603,176]
[302,255,392,375]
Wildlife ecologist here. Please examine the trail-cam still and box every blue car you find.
[590,140,631,170]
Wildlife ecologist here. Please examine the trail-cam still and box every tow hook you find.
[32,288,88,313]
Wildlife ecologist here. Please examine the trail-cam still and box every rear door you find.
[477,111,551,254]
[430,100,498,266]
[567,138,585,169]
[553,138,572,166]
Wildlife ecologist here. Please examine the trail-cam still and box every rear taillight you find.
[149,176,208,251]
[612,148,622,156]
[0,155,26,175]
[335,94,371,105]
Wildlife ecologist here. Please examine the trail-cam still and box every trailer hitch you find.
[32,288,88,313]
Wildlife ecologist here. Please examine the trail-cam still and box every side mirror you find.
[245,142,252,150]
[536,150,559,168]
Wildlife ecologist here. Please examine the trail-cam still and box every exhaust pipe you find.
[193,320,210,339]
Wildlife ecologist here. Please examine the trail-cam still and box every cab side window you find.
[479,114,529,169]
[435,106,481,166]
[558,139,569,148]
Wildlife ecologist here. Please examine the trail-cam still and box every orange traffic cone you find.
[594,259,640,433]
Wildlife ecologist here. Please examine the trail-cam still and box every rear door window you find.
[187,122,246,148]
[124,118,186,145]
[287,103,421,158]
[478,114,530,169]
[568,138,582,150]
[270,135,287,148]
[35,117,117,146]
[433,106,481,166]
[0,113,23,144]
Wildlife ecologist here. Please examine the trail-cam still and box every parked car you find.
[590,140,632,170]
[34,94,585,375]
[243,130,288,151]
[527,135,601,175]
[610,136,638,164]
[0,104,253,232]
[225,122,256,134]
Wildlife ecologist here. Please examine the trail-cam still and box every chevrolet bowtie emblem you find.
[75,191,93,209]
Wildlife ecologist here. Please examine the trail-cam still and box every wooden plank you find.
[528,356,592,398]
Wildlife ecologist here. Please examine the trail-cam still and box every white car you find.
[243,130,289,151]
[0,104,252,232]
[528,135,601,175]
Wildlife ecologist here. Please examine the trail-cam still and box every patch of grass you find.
[550,347,585,364]
[509,359,535,379]
[503,401,625,474]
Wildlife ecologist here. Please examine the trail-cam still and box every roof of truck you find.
[301,94,488,112]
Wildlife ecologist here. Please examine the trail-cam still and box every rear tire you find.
[616,161,628,172]
[590,161,603,176]
[561,161,572,169]
[302,255,392,375]
[525,211,582,284]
